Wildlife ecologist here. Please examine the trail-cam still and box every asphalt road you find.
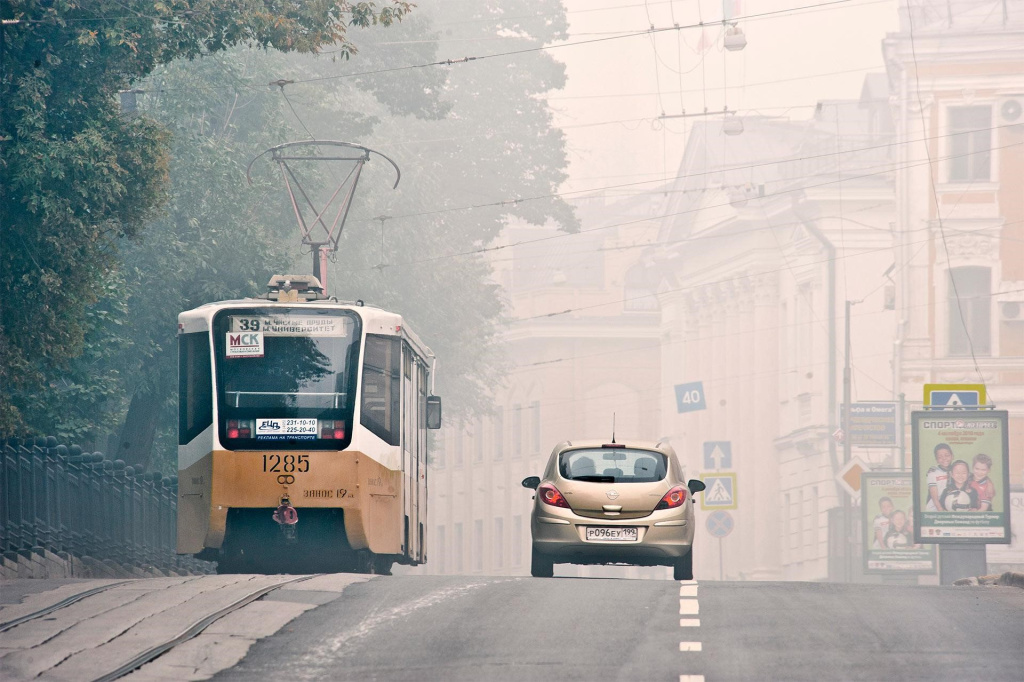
[216,576,1024,682]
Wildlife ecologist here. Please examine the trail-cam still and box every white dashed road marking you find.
[679,599,699,615]
[678,580,702,678]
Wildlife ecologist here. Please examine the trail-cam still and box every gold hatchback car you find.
[522,440,705,579]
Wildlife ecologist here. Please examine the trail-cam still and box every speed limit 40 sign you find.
[674,381,707,413]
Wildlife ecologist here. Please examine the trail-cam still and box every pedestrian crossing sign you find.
[924,383,986,409]
[700,472,737,510]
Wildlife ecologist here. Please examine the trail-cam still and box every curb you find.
[953,571,1024,588]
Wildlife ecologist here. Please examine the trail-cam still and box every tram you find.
[176,274,441,574]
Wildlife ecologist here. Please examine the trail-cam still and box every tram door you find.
[417,362,428,563]
[402,343,420,561]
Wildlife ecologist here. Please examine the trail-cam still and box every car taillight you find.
[538,483,570,509]
[655,486,688,510]
[227,420,239,439]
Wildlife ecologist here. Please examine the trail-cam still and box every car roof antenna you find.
[611,413,616,444]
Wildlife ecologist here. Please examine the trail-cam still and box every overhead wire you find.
[339,139,1022,272]
[342,117,1023,228]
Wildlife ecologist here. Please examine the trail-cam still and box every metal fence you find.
[1,436,211,574]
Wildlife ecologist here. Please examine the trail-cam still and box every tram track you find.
[91,574,319,682]
[0,581,134,634]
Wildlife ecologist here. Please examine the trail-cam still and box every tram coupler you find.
[272,497,299,543]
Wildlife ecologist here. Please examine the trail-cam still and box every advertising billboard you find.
[862,472,936,574]
[911,410,1011,544]
[842,402,898,447]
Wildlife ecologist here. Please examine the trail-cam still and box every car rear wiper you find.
[572,475,616,483]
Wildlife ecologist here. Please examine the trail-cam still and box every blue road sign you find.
[706,510,734,538]
[674,381,707,413]
[703,441,732,470]
[700,473,737,510]
[929,391,980,408]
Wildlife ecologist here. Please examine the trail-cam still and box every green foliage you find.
[3,0,577,470]
[0,0,413,437]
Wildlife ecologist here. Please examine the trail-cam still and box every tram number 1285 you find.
[263,454,310,473]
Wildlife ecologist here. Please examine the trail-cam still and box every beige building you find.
[884,0,1024,485]
[417,0,1023,580]
[651,93,899,581]
[421,191,670,577]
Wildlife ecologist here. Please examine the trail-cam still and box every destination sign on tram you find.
[228,315,353,337]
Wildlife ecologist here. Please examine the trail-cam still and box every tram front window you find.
[213,308,361,450]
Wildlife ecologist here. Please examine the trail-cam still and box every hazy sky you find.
[552,0,901,195]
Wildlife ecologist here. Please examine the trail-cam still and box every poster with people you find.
[862,472,936,573]
[911,410,1011,544]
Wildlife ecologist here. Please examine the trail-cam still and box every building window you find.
[493,410,504,460]
[948,266,991,357]
[454,422,464,468]
[530,400,541,454]
[493,517,504,569]
[473,519,484,572]
[453,522,463,573]
[512,515,522,567]
[433,437,445,469]
[435,525,446,574]
[948,106,991,182]
[805,487,817,549]
[512,404,523,457]
[783,493,791,558]
[789,491,801,551]
[474,418,484,463]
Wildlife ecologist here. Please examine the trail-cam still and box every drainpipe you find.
[793,204,839,480]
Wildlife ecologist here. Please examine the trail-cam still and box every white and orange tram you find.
[176,275,440,574]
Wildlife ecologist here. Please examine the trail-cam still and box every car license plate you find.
[585,527,639,542]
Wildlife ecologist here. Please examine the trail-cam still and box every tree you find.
[290,0,578,418]
[5,0,578,473]
[0,0,412,437]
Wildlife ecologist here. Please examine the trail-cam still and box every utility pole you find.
[843,300,853,582]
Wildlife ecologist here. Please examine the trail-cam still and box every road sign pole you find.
[843,300,853,583]
[898,392,906,471]
[718,537,724,581]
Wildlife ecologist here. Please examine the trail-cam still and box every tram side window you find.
[179,332,212,445]
[362,334,401,445]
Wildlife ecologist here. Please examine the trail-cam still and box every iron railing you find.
[1,436,211,574]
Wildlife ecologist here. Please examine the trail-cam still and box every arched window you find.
[947,266,991,357]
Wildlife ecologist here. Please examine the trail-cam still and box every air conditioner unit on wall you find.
[999,98,1022,123]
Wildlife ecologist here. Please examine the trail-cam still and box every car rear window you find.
[559,448,668,483]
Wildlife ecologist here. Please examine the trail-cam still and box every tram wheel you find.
[373,555,394,576]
